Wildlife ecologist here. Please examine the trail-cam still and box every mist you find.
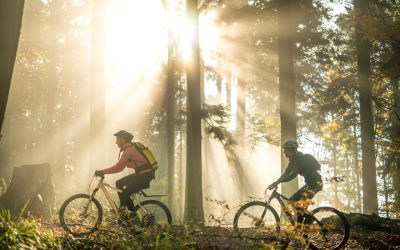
[1,0,399,229]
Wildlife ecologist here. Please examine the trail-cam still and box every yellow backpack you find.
[133,142,158,171]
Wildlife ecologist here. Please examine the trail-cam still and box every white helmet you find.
[282,140,298,149]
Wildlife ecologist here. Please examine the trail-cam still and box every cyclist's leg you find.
[290,185,311,225]
[116,174,134,190]
[297,183,323,226]
[290,185,307,202]
[116,173,136,207]
[120,172,153,212]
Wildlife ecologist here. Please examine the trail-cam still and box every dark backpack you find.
[303,154,321,171]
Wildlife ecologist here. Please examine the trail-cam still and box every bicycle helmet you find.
[282,140,298,149]
[113,130,134,141]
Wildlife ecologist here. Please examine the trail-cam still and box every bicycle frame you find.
[250,187,349,249]
[89,176,168,218]
[266,187,300,226]
[89,176,121,216]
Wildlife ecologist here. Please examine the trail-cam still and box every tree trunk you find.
[184,0,204,224]
[354,0,378,214]
[41,0,63,166]
[235,76,246,200]
[166,4,177,215]
[200,59,205,105]
[345,152,351,208]
[393,158,400,218]
[383,167,389,217]
[0,0,25,135]
[391,76,400,217]
[226,65,232,109]
[333,139,338,203]
[216,73,222,103]
[344,212,400,233]
[236,76,246,146]
[90,0,106,175]
[353,123,363,212]
[277,0,298,197]
[0,164,55,218]
[178,128,184,222]
[177,69,186,223]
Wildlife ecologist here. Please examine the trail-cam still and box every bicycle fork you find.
[78,185,101,218]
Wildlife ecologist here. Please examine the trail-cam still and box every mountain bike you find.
[233,186,349,250]
[59,175,172,236]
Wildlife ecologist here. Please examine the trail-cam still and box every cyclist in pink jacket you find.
[95,130,154,213]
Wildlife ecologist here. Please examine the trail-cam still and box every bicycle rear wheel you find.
[59,193,103,236]
[305,206,349,250]
[133,200,172,227]
[233,201,280,238]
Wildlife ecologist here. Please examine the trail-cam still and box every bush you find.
[0,210,62,249]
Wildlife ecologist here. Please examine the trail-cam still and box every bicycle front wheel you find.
[305,206,350,250]
[59,193,103,236]
[133,200,172,227]
[233,201,280,238]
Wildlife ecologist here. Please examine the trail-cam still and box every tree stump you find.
[0,164,55,218]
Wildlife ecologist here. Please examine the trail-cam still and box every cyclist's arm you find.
[275,164,298,184]
[102,149,132,174]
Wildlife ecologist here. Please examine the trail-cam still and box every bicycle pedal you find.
[120,217,141,227]
[119,220,130,227]
[130,216,142,226]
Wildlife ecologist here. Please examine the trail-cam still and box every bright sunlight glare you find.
[199,11,219,62]
[105,1,220,85]
[102,0,222,159]
[105,0,167,87]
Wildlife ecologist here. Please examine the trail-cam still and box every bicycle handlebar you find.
[264,185,277,194]
[92,175,105,183]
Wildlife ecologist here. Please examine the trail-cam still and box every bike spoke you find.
[234,201,280,238]
[135,201,171,227]
[305,208,349,250]
[60,194,102,236]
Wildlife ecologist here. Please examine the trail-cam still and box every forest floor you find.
[2,211,400,249]
[33,218,400,249]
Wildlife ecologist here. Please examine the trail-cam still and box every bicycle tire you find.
[133,200,172,226]
[306,206,350,250]
[233,201,280,236]
[59,193,103,236]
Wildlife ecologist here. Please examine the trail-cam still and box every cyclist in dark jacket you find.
[268,140,323,224]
